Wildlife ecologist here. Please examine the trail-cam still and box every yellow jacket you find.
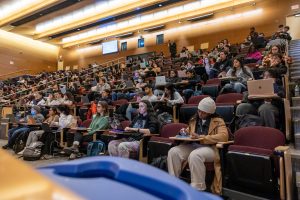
[188,115,228,194]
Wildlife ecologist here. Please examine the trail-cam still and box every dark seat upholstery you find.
[223,126,285,199]
[148,123,188,164]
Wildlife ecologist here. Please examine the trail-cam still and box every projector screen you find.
[102,40,119,54]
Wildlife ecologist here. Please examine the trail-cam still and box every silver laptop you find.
[140,62,146,69]
[247,79,275,97]
[155,76,166,86]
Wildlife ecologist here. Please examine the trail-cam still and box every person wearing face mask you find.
[167,97,228,194]
[2,106,45,150]
[108,100,159,158]
[64,101,110,159]
[135,77,147,91]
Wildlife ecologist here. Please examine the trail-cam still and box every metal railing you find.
[0,69,32,80]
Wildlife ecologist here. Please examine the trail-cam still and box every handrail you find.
[0,69,32,80]
[0,57,126,106]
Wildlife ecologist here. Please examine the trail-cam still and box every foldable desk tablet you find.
[39,157,221,200]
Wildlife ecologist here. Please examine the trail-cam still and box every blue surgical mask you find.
[31,110,36,115]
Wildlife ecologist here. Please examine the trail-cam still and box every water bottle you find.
[295,84,300,97]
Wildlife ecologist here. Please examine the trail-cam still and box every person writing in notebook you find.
[167,97,228,194]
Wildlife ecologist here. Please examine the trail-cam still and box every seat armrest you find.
[274,146,289,156]
[216,141,234,148]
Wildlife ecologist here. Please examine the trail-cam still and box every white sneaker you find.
[17,149,25,155]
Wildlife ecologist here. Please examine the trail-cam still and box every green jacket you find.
[88,115,109,135]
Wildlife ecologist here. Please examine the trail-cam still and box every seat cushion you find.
[228,145,273,156]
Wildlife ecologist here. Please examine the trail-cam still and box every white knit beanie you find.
[198,97,216,114]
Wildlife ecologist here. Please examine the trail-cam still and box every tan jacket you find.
[188,116,228,194]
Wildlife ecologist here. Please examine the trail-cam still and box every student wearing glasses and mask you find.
[167,97,228,194]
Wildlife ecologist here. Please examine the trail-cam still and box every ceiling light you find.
[187,13,214,21]
[115,32,134,38]
[143,25,165,32]
[159,4,162,7]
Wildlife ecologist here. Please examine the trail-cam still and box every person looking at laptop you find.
[2,105,45,150]
[17,107,60,155]
[155,83,184,115]
[108,100,159,158]
[221,57,254,93]
[235,69,284,128]
[167,97,228,194]
[64,101,110,159]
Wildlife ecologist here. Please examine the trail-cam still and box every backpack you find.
[40,131,59,155]
[157,112,173,131]
[23,141,44,161]
[236,114,264,130]
[87,141,106,156]
[13,131,30,154]
[150,156,168,172]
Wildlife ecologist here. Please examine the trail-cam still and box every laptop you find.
[125,80,134,88]
[140,62,146,69]
[6,114,17,123]
[177,70,187,78]
[60,84,66,94]
[155,76,167,86]
[247,79,275,97]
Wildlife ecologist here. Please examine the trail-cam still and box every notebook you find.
[177,70,187,78]
[125,81,134,88]
[155,76,166,86]
[247,79,275,97]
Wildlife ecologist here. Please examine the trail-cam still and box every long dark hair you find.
[97,101,109,116]
[57,105,70,115]
[140,100,155,116]
[231,57,252,78]
[164,83,175,100]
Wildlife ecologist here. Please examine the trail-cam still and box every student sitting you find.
[167,97,228,193]
[2,105,45,150]
[209,51,232,79]
[235,69,285,128]
[108,100,159,158]
[17,107,59,155]
[155,83,184,115]
[51,105,75,130]
[167,70,181,84]
[244,45,262,64]
[126,84,157,121]
[64,101,110,159]
[181,69,201,102]
[221,57,254,93]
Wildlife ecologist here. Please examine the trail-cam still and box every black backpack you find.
[150,156,168,172]
[23,141,44,161]
[13,131,30,154]
[157,112,173,131]
[236,114,264,130]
